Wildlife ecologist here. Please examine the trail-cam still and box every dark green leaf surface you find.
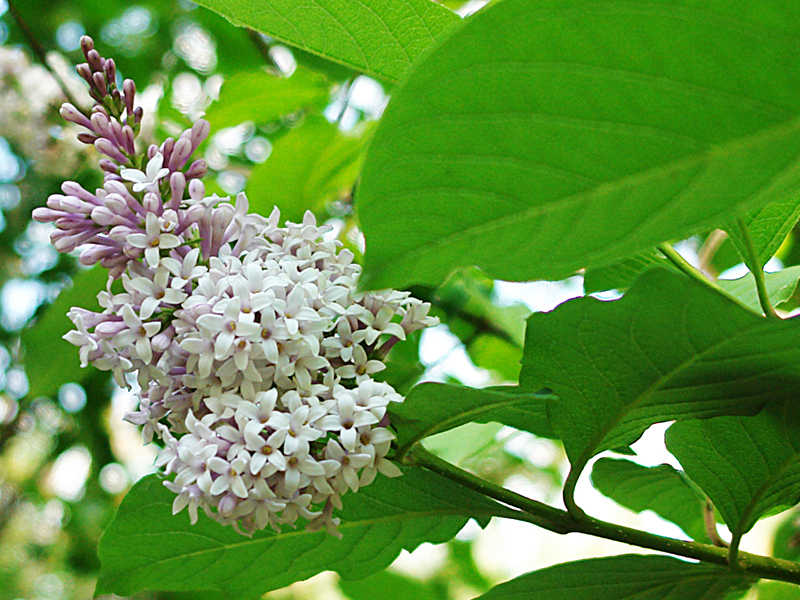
[96,468,503,597]
[191,0,461,83]
[476,554,752,600]
[717,266,800,312]
[666,404,800,540]
[22,266,107,399]
[583,252,677,294]
[246,115,363,222]
[357,0,800,289]
[521,269,800,474]
[205,69,332,129]
[591,458,709,542]
[391,382,557,457]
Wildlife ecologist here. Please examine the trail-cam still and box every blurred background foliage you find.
[0,0,569,597]
[3,0,800,598]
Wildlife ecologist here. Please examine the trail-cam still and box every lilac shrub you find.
[33,37,436,536]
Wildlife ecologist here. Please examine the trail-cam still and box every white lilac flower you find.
[121,152,170,193]
[45,78,439,534]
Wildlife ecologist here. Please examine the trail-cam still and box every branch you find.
[405,445,800,586]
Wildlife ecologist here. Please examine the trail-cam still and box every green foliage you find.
[390,382,556,458]
[357,0,800,289]
[338,570,443,600]
[190,0,461,83]
[96,469,505,597]
[205,68,333,129]
[717,266,800,312]
[591,458,710,542]
[522,268,800,475]
[475,554,753,600]
[22,266,107,398]
[667,404,800,543]
[726,198,800,271]
[245,114,364,222]
[583,249,676,294]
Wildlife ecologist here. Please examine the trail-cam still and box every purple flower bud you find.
[133,107,144,124]
[104,58,117,85]
[143,192,162,215]
[188,178,205,202]
[32,207,57,223]
[77,132,99,145]
[80,35,94,56]
[169,172,186,210]
[121,125,136,156]
[86,49,103,73]
[60,103,92,129]
[185,159,207,180]
[90,110,112,138]
[95,139,128,164]
[169,137,193,171]
[123,79,136,115]
[190,119,211,148]
[62,181,102,204]
[147,144,159,161]
[92,72,108,98]
[76,63,93,85]
[99,159,119,174]
[95,320,128,337]
[160,138,175,167]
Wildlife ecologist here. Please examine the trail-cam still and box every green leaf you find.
[475,554,753,600]
[772,510,800,562]
[357,0,800,290]
[590,458,710,542]
[339,570,442,600]
[391,382,557,458]
[726,198,800,271]
[246,115,363,222]
[96,468,504,597]
[521,268,800,475]
[584,251,677,294]
[666,403,800,542]
[468,334,522,382]
[22,266,107,399]
[205,69,332,129]
[191,0,461,83]
[752,581,800,600]
[717,266,800,312]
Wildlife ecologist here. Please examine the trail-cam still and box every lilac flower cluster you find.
[33,37,437,535]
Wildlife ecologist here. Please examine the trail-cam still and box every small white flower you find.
[121,152,170,193]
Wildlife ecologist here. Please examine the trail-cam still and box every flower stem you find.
[734,217,780,320]
[658,244,741,305]
[405,444,800,586]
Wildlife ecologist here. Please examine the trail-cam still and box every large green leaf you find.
[357,0,800,289]
[96,468,507,597]
[390,382,557,458]
[22,266,107,399]
[521,269,800,476]
[246,115,364,222]
[191,0,461,83]
[205,69,332,129]
[717,266,800,312]
[476,554,753,600]
[666,403,800,544]
[338,567,442,600]
[590,458,710,542]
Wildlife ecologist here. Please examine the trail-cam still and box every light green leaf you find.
[191,0,461,83]
[390,382,557,458]
[591,458,710,542]
[583,251,677,294]
[752,581,800,600]
[476,554,753,600]
[96,468,505,597]
[521,268,800,476]
[339,570,441,600]
[357,0,800,289]
[22,266,107,399]
[717,266,800,312]
[666,403,800,542]
[726,198,800,271]
[205,69,332,129]
[246,115,363,222]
